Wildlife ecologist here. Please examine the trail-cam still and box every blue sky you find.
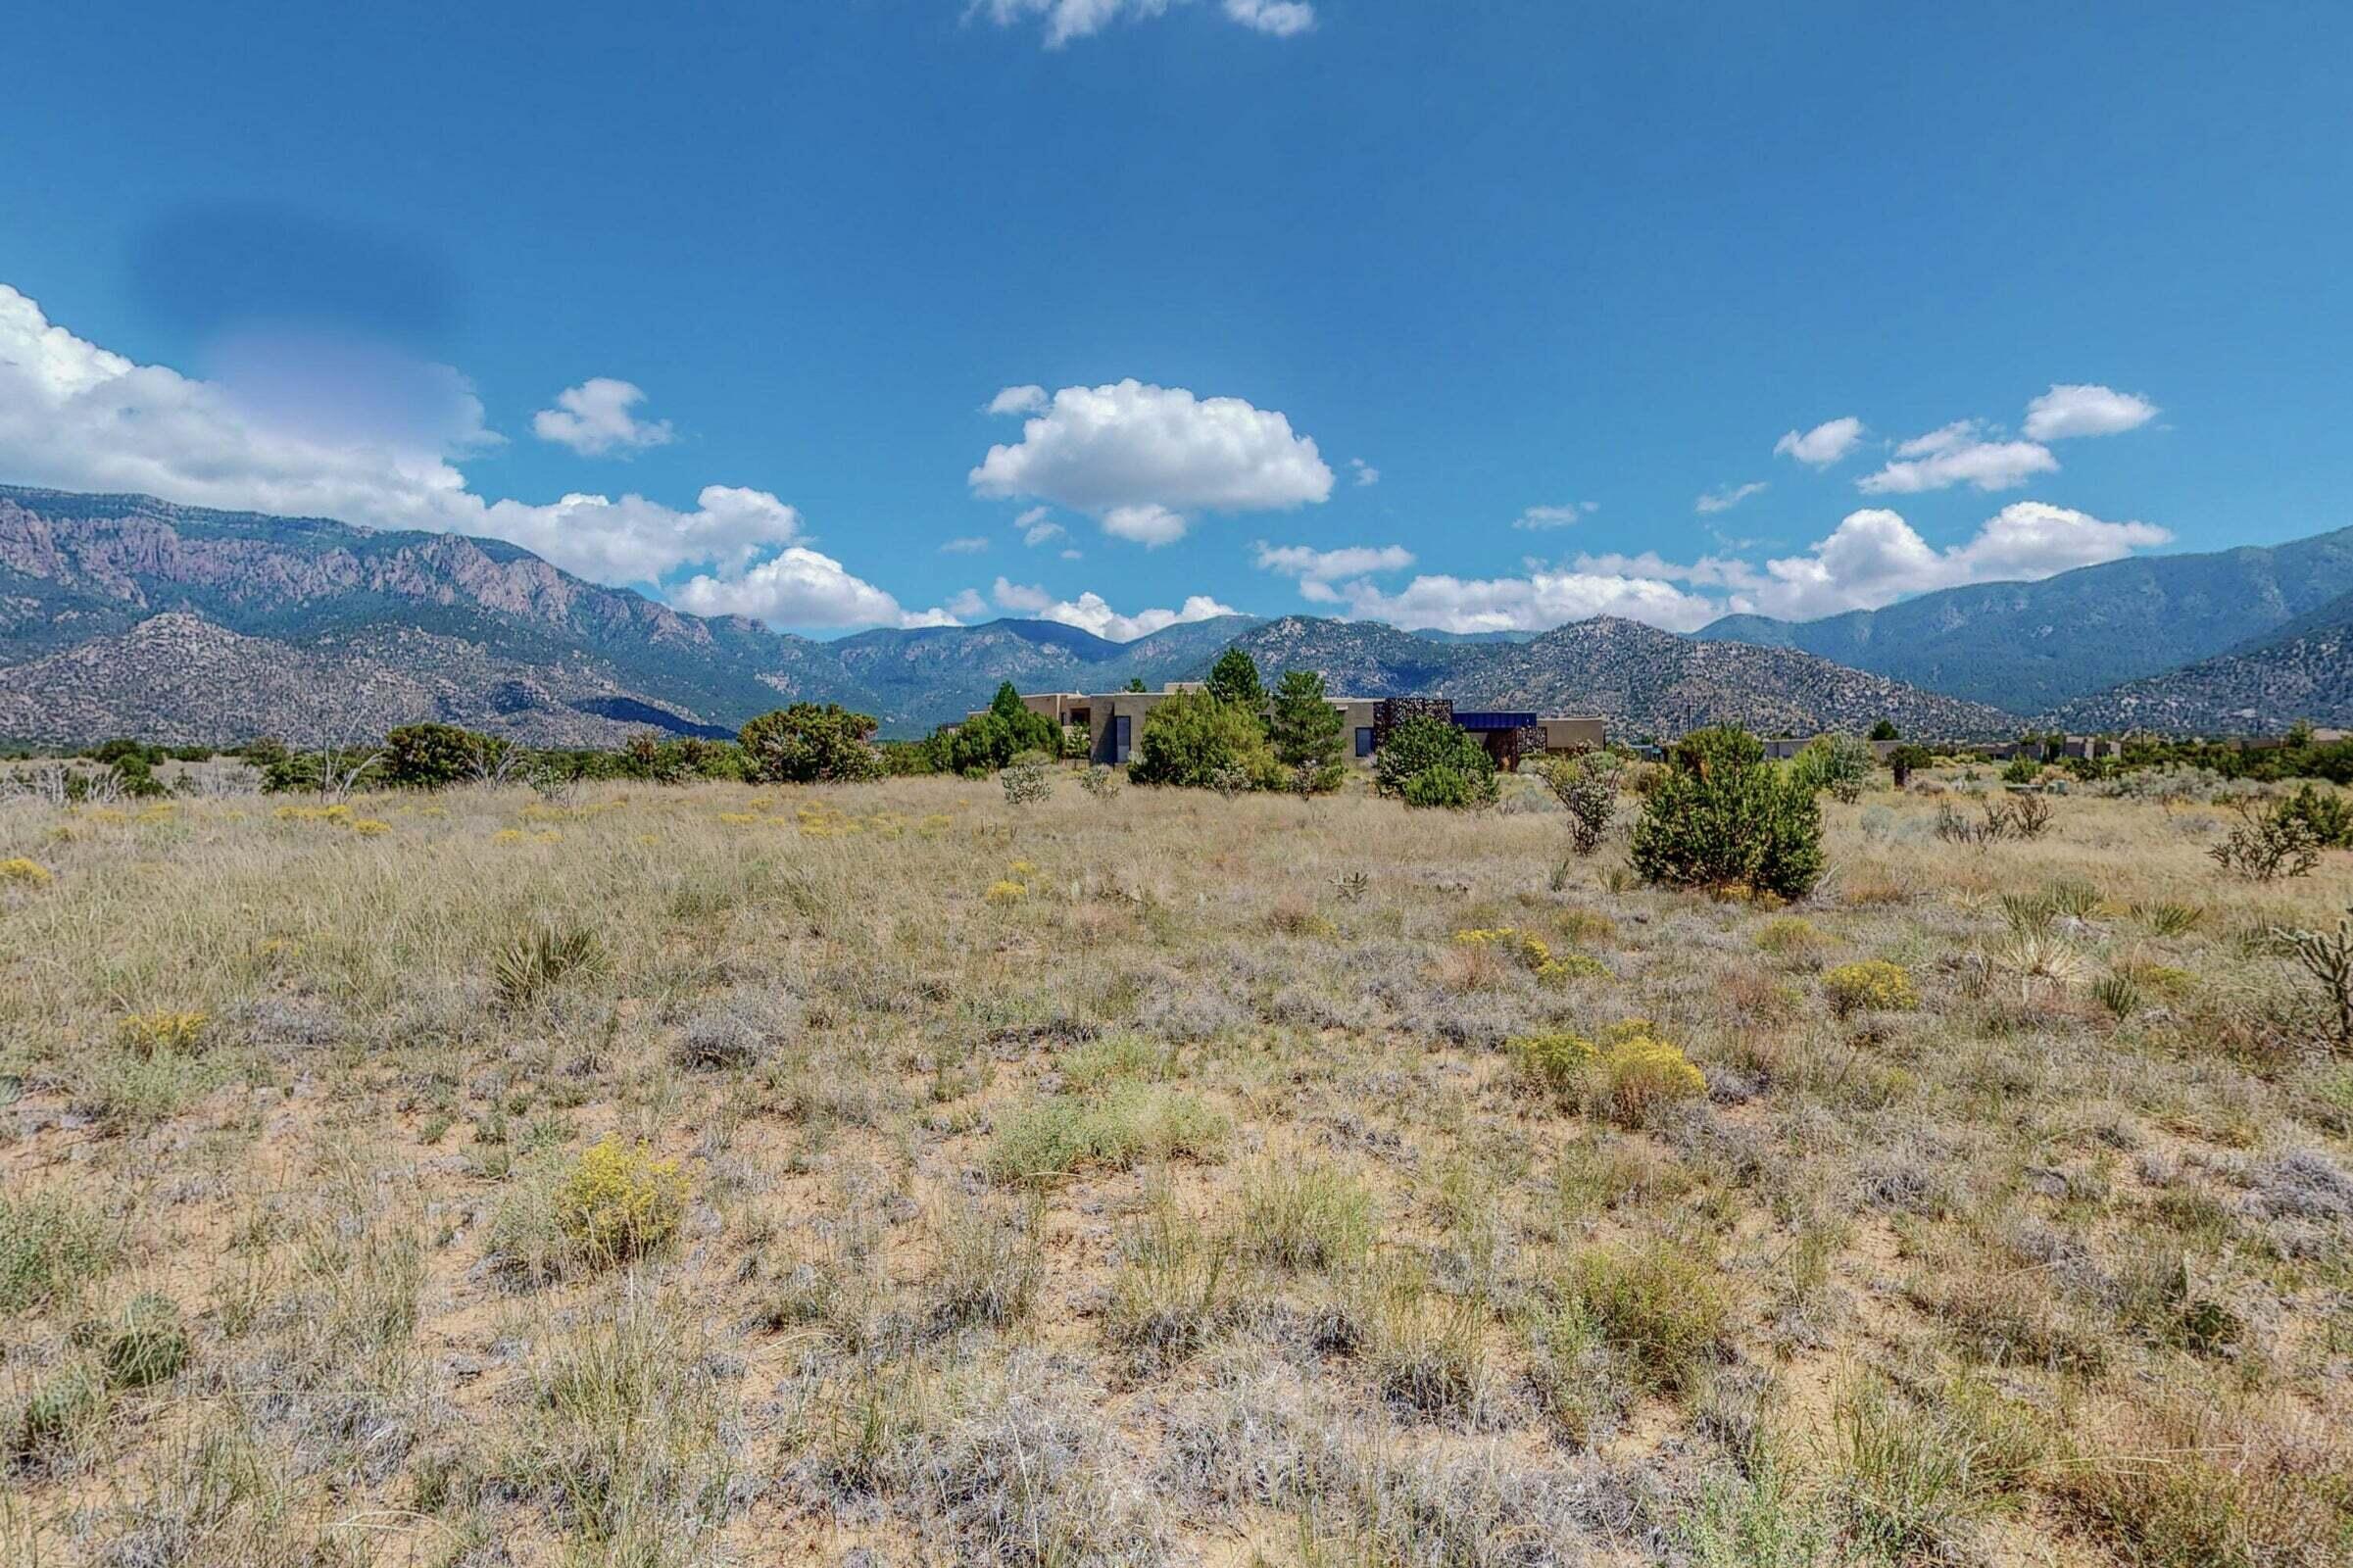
[3,1,2348,639]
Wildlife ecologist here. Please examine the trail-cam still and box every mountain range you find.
[1694,525,2353,713]
[1,482,2347,746]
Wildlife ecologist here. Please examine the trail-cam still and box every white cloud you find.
[977,0,1169,47]
[2023,382,2160,441]
[969,377,1332,545]
[1695,480,1767,514]
[1011,505,1065,546]
[1253,540,1413,603]
[990,576,1236,641]
[673,546,955,629]
[1222,0,1314,37]
[1773,416,1865,467]
[1333,567,1724,635]
[1348,457,1379,487]
[986,383,1049,416]
[940,535,992,554]
[1856,420,2057,494]
[0,280,936,631]
[1316,501,2172,635]
[947,588,991,618]
[979,0,1313,46]
[476,486,809,585]
[1102,503,1189,547]
[1571,551,1766,593]
[1511,502,1596,530]
[530,377,674,457]
[991,576,1053,613]
[1747,502,2171,619]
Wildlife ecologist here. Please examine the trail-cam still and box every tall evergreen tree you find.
[1268,668,1345,792]
[1205,647,1266,712]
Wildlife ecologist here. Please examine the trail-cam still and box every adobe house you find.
[985,684,1602,769]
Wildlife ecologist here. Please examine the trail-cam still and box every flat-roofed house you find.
[975,685,1606,769]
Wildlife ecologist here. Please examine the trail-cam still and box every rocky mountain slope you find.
[2043,590,2353,734]
[0,485,858,739]
[1696,526,2353,714]
[1453,616,2016,738]
[0,612,732,748]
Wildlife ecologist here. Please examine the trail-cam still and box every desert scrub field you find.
[1,773,2350,1567]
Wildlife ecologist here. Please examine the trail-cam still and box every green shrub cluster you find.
[1791,734,1876,804]
[1630,726,1823,900]
[1130,689,1281,791]
[738,703,883,783]
[1374,713,1497,808]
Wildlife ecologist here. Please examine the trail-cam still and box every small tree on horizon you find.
[1869,718,1900,742]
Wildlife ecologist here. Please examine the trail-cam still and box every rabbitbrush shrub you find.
[1822,960,1921,1016]
[1511,1020,1706,1126]
[554,1138,688,1268]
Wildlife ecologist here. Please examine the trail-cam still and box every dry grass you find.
[3,772,2351,1566]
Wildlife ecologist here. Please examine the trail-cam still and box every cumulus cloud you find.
[1312,502,2171,635]
[1331,567,1724,635]
[2023,382,2160,441]
[1695,481,1767,514]
[1349,457,1379,487]
[970,377,1332,545]
[979,0,1312,47]
[1511,502,1596,530]
[947,588,991,618]
[530,377,674,457]
[672,546,952,629]
[990,576,1236,641]
[1773,416,1865,467]
[0,281,939,631]
[1253,540,1414,603]
[1747,503,2171,619]
[1856,420,2057,494]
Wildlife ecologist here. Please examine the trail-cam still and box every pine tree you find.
[1205,647,1266,711]
[1268,668,1345,792]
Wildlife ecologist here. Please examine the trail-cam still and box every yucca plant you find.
[493,921,609,1008]
[2093,972,2142,1020]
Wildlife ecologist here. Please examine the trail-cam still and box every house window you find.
[1113,714,1132,763]
[1354,726,1374,758]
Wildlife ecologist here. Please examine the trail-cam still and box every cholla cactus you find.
[1002,759,1054,806]
[2274,906,2353,1051]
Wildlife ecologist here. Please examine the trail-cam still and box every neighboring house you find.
[980,685,1605,769]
